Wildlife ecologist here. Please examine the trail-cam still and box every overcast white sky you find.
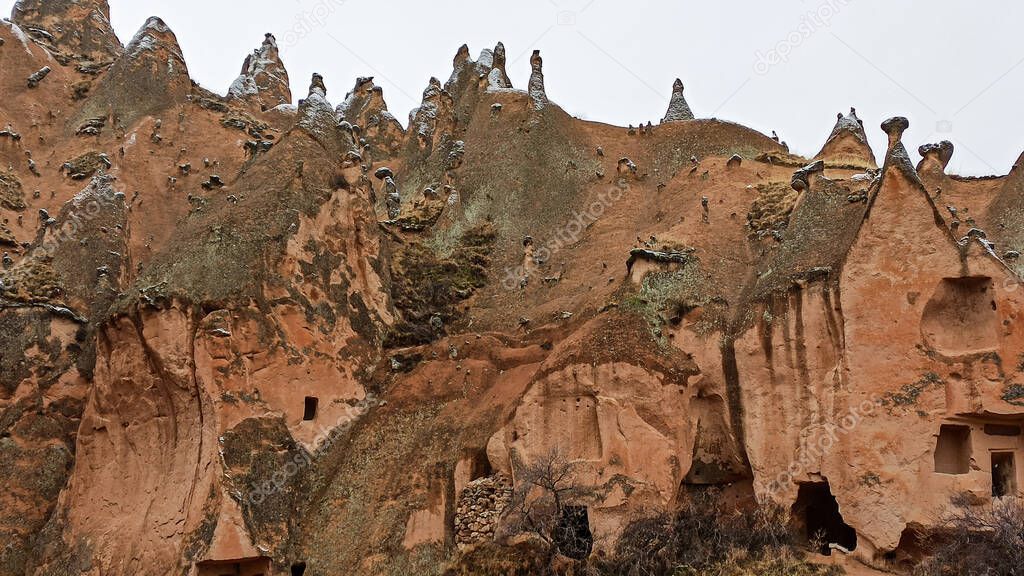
[6,0,1023,176]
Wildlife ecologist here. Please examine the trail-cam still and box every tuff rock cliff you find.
[2,3,1024,576]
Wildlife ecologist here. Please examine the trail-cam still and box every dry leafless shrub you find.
[505,448,594,561]
[914,493,1024,576]
[596,488,825,576]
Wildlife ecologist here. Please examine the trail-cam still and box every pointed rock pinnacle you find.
[309,73,327,98]
[880,116,919,181]
[486,41,512,90]
[661,79,694,123]
[814,107,876,169]
[528,50,547,111]
[228,32,292,110]
[11,0,122,63]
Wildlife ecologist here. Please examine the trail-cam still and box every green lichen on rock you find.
[0,257,64,304]
[1002,383,1024,406]
[221,417,306,560]
[392,196,446,232]
[882,372,945,408]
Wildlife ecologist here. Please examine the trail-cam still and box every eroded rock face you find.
[5,10,1024,575]
[11,0,122,65]
[336,76,405,158]
[73,16,190,129]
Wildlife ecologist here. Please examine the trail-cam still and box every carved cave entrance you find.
[302,396,318,421]
[934,424,971,474]
[290,563,307,576]
[553,505,593,560]
[992,452,1017,498]
[791,481,857,554]
[196,557,271,576]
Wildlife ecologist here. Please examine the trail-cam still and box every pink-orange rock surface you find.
[2,3,1024,576]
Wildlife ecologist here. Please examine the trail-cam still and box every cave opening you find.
[290,562,307,576]
[992,452,1017,498]
[934,424,971,474]
[791,481,857,555]
[195,557,271,576]
[553,505,593,560]
[302,396,318,421]
[467,448,492,482]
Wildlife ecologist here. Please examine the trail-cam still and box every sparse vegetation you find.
[620,262,724,344]
[0,170,25,211]
[63,151,111,180]
[386,221,496,346]
[595,488,838,576]
[859,472,882,488]
[914,494,1024,576]
[505,449,594,562]
[747,181,800,241]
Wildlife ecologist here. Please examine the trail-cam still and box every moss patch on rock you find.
[63,152,110,180]
[747,181,800,241]
[387,222,496,346]
[0,170,26,211]
[0,258,64,303]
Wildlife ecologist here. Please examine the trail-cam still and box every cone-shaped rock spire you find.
[661,79,694,123]
[228,33,291,111]
[814,108,876,169]
[11,0,122,64]
[74,16,189,128]
[309,72,327,98]
[528,50,547,110]
[294,72,346,148]
[986,150,1024,269]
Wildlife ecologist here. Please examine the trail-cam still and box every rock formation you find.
[917,140,955,174]
[11,0,121,65]
[73,16,190,128]
[661,78,694,122]
[3,6,1024,576]
[484,41,512,90]
[528,49,547,110]
[814,107,877,169]
[228,33,291,111]
[336,76,404,158]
